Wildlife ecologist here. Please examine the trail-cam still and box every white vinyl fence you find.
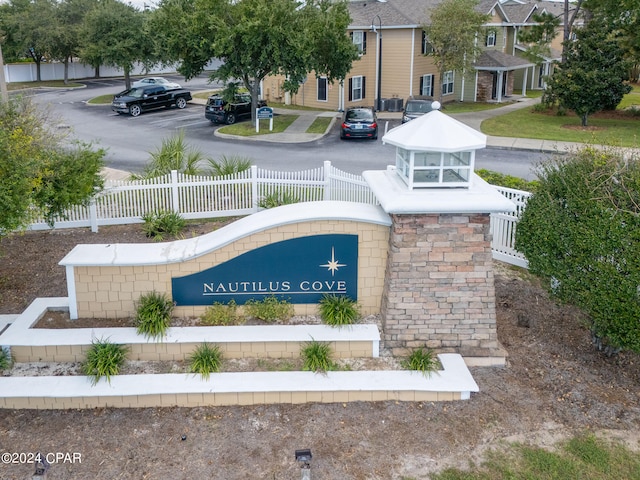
[27,161,530,267]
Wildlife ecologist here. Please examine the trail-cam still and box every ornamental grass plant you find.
[135,291,174,340]
[82,338,128,385]
[401,346,439,377]
[318,294,359,326]
[0,347,12,371]
[188,343,223,380]
[301,340,336,373]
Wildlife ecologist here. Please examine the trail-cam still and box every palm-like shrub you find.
[141,210,186,241]
[0,347,12,371]
[136,130,207,178]
[207,154,252,177]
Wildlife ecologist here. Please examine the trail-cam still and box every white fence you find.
[27,161,530,267]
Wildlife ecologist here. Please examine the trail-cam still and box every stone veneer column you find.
[380,212,505,361]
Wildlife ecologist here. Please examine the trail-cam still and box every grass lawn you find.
[482,107,640,147]
[218,114,298,136]
[441,101,508,113]
[482,84,640,147]
[306,116,332,134]
[7,80,85,90]
[428,434,640,480]
[87,94,114,105]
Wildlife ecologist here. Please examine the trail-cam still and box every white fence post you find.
[251,165,259,212]
[171,170,180,213]
[89,199,99,233]
[323,160,332,201]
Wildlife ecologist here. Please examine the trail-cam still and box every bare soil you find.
[1,223,639,480]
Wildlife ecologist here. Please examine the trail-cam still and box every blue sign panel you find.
[257,106,274,119]
[171,234,358,306]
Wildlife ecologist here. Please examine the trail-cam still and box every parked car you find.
[111,85,192,117]
[340,107,378,140]
[205,93,267,125]
[402,97,435,123]
[132,76,181,89]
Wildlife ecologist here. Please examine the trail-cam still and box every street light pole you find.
[371,15,382,112]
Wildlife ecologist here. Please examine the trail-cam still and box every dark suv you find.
[205,93,267,124]
[402,97,435,123]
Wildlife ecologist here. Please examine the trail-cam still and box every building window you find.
[486,31,496,47]
[351,31,367,54]
[348,76,365,101]
[421,31,434,55]
[317,77,328,102]
[442,71,454,95]
[420,74,434,97]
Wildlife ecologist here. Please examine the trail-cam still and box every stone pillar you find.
[380,212,506,365]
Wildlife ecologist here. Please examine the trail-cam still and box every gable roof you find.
[473,50,535,70]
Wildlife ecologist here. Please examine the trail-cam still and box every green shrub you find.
[188,343,223,379]
[82,338,128,385]
[476,169,539,192]
[244,296,294,323]
[0,347,12,371]
[141,210,186,241]
[138,129,207,178]
[258,189,300,209]
[301,340,336,373]
[200,300,242,326]
[135,291,174,340]
[207,154,252,176]
[318,294,359,326]
[401,346,439,377]
[516,147,640,353]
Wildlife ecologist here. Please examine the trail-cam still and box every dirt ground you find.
[1,223,639,480]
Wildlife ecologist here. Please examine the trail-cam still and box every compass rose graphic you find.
[320,247,346,276]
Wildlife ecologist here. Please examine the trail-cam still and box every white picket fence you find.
[27,161,530,267]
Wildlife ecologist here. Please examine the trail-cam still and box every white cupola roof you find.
[382,109,487,152]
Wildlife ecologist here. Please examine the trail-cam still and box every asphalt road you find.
[29,75,544,179]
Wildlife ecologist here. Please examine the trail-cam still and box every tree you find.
[2,0,56,81]
[80,0,146,89]
[0,96,105,236]
[584,0,640,81]
[562,0,584,63]
[50,0,97,84]
[423,0,490,103]
[515,147,640,354]
[154,0,358,124]
[546,19,631,126]
[518,11,561,65]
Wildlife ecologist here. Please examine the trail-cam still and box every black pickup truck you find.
[111,85,192,117]
[205,93,267,124]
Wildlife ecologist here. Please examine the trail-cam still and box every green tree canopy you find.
[1,0,56,81]
[423,0,489,102]
[515,147,640,354]
[584,0,640,80]
[0,97,105,236]
[80,0,146,88]
[152,0,358,123]
[546,18,631,126]
[518,11,561,65]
